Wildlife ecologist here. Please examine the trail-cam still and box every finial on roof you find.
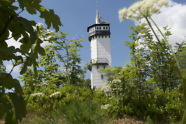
[96,9,102,24]
[95,0,102,24]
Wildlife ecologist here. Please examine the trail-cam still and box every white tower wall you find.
[91,36,111,65]
[90,36,111,89]
[91,65,108,88]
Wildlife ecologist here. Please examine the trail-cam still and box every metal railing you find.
[91,58,108,64]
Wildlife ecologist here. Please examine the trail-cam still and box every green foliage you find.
[0,0,62,123]
[119,0,186,122]
[57,99,107,124]
[0,73,26,124]
[0,64,6,72]
[18,24,95,123]
[102,22,185,122]
[0,0,61,74]
[20,25,87,98]
[100,66,122,82]
[24,84,109,123]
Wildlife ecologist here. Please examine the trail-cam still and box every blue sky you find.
[6,0,186,79]
[24,0,138,67]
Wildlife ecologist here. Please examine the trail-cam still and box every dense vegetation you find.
[0,0,186,124]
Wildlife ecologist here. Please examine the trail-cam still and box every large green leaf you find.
[18,17,37,44]
[20,57,29,75]
[20,37,31,53]
[40,9,62,31]
[0,73,26,124]
[8,93,26,123]
[0,73,23,94]
[0,43,19,61]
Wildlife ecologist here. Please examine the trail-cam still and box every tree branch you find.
[6,60,16,78]
[0,16,14,41]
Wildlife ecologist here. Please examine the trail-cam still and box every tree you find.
[38,25,84,85]
[20,25,87,95]
[0,0,62,123]
[118,0,186,122]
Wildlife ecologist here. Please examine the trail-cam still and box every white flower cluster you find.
[49,91,61,98]
[112,79,121,84]
[118,0,169,22]
[101,104,111,109]
[100,84,111,91]
[30,93,44,97]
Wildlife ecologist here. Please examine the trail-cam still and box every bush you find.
[25,85,110,123]
[56,99,108,124]
[106,86,183,122]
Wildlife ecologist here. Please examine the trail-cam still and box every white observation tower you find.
[87,10,111,89]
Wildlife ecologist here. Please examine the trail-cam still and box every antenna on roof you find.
[96,0,99,10]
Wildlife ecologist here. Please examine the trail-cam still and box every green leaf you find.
[17,0,24,10]
[23,0,41,14]
[5,109,15,124]
[8,0,16,2]
[0,103,5,118]
[33,60,38,77]
[20,37,31,53]
[18,17,37,44]
[20,58,29,75]
[37,39,45,55]
[0,28,9,41]
[40,9,62,31]
[8,93,26,123]
[0,73,22,94]
[0,43,20,61]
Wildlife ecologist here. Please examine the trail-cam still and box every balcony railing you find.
[91,58,109,65]
[88,58,109,71]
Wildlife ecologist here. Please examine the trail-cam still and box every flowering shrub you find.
[25,84,110,123]
[49,91,62,98]
[30,92,45,97]
[101,104,111,110]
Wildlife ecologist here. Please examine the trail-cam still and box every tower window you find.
[101,74,104,79]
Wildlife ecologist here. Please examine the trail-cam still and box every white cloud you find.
[6,33,22,48]
[41,41,52,47]
[6,35,51,48]
[152,1,186,45]
[4,61,21,78]
[136,1,186,46]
